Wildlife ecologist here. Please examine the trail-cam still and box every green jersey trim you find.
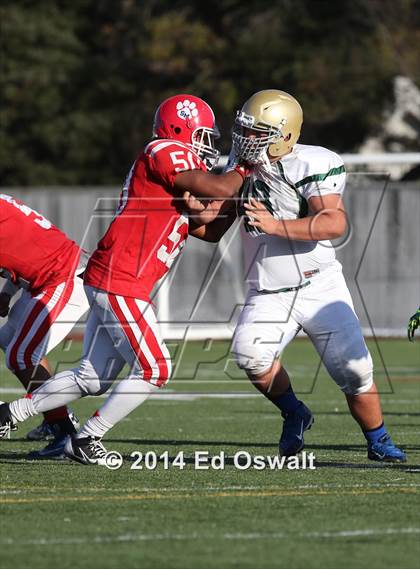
[294,165,345,189]
[239,178,274,234]
[298,194,308,218]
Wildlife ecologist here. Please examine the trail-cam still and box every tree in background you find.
[1,0,419,185]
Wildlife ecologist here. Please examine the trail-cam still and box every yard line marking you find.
[0,487,417,505]
[1,527,419,546]
[223,527,420,540]
[2,482,420,494]
[0,388,261,400]
[0,387,418,405]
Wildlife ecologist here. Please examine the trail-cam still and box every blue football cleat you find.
[27,415,78,460]
[26,419,55,441]
[27,429,69,460]
[368,434,406,463]
[26,411,80,441]
[279,402,314,457]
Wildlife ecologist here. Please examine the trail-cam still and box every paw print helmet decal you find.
[153,94,220,169]
[176,99,199,121]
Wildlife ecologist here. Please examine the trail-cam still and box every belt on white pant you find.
[258,280,311,295]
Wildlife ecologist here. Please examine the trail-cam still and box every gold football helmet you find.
[232,89,303,164]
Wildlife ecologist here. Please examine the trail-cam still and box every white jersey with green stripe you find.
[240,143,346,291]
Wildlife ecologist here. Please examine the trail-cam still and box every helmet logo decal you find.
[176,99,199,121]
[236,111,255,128]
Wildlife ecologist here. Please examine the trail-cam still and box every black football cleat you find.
[0,402,17,439]
[64,435,109,465]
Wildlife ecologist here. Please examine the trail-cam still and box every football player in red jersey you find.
[0,194,90,457]
[0,95,247,464]
[0,275,81,448]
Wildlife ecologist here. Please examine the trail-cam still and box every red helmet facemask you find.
[152,95,220,170]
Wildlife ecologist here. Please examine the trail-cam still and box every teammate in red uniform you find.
[0,275,80,448]
[0,194,89,457]
[0,95,247,464]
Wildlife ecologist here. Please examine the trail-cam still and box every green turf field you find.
[0,338,419,569]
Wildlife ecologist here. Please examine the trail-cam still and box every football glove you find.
[407,307,420,342]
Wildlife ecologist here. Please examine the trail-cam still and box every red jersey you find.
[85,139,207,299]
[0,194,81,293]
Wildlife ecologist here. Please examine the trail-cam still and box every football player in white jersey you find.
[188,89,405,462]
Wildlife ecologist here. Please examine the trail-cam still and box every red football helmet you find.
[152,94,220,169]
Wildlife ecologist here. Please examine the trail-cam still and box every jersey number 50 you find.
[170,151,197,172]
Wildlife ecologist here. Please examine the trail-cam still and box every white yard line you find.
[1,527,419,546]
[224,528,420,540]
[0,387,418,405]
[0,387,259,400]
[1,482,419,495]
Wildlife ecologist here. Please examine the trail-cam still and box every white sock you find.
[9,396,37,423]
[77,378,160,439]
[76,412,114,439]
[9,369,85,423]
